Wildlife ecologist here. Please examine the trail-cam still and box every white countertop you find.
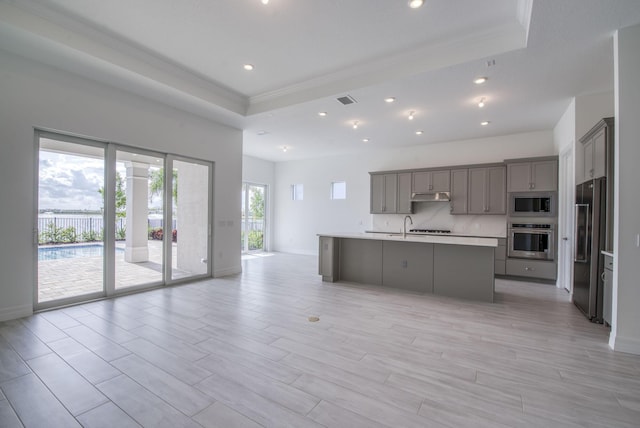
[318,232,498,247]
[365,230,506,239]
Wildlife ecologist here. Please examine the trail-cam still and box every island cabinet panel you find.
[339,239,383,285]
[433,245,495,302]
[494,238,507,275]
[382,241,434,292]
[318,236,339,282]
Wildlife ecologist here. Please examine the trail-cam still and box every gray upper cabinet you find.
[450,168,468,214]
[412,170,450,193]
[468,166,506,214]
[370,173,412,214]
[397,172,413,214]
[507,159,557,192]
[579,118,613,184]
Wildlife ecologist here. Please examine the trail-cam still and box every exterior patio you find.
[38,240,190,302]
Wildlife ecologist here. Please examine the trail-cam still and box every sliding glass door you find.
[38,137,106,305]
[114,148,165,290]
[36,132,213,309]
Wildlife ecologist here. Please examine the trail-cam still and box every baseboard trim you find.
[214,265,242,278]
[609,333,640,355]
[0,304,33,322]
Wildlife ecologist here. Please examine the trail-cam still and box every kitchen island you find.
[318,233,498,302]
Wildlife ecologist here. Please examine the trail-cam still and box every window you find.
[291,184,304,201]
[331,181,346,200]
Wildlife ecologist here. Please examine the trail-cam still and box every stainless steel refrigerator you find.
[573,177,607,321]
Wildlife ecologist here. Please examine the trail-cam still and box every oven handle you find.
[574,204,589,263]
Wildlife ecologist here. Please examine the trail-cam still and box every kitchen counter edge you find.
[318,232,498,247]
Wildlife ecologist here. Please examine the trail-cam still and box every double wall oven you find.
[508,223,555,261]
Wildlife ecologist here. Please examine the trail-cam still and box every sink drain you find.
[308,316,320,322]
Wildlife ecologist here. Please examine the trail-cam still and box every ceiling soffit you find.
[0,0,531,121]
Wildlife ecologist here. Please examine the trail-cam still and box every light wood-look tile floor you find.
[1,253,639,427]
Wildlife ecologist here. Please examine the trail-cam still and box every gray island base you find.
[318,233,497,303]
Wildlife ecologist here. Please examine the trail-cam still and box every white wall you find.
[274,130,555,255]
[610,24,640,355]
[0,50,243,321]
[242,155,275,251]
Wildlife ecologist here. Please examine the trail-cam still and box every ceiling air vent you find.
[336,95,357,106]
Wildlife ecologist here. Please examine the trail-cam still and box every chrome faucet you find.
[403,215,413,238]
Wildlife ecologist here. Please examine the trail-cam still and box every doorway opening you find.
[241,183,267,253]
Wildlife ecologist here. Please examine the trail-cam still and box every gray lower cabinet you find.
[433,244,495,302]
[495,238,506,275]
[505,259,557,280]
[339,239,383,285]
[382,241,434,293]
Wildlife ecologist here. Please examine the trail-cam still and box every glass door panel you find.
[169,158,211,281]
[38,137,105,304]
[241,183,266,253]
[114,150,164,289]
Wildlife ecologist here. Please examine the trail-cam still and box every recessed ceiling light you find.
[408,111,415,120]
[416,130,424,135]
[384,97,396,103]
[353,121,359,129]
[318,112,327,117]
[243,64,254,71]
[481,121,490,126]
[478,98,485,108]
[408,0,424,9]
[474,77,487,85]
[362,138,370,143]
[282,146,288,152]
[261,0,269,4]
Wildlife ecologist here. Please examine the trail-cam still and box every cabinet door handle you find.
[525,267,535,271]
[601,272,606,282]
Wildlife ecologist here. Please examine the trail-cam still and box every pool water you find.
[38,245,123,261]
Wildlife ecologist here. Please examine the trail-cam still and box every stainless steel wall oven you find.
[508,223,554,260]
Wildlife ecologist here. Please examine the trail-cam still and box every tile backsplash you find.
[371,202,507,237]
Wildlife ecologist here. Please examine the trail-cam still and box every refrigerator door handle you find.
[574,203,589,262]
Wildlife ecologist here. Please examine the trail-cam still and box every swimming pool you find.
[38,244,123,261]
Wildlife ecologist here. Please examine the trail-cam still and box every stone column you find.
[124,162,149,263]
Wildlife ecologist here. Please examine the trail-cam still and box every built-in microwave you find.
[509,192,556,217]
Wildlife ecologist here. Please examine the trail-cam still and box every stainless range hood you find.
[411,191,451,202]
